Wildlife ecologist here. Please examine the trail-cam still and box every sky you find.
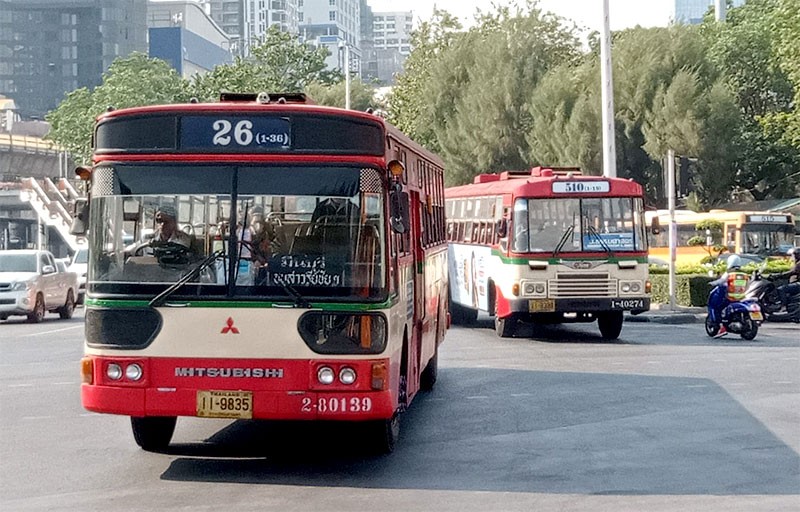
[367,0,675,32]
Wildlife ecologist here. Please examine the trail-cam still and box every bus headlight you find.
[106,363,123,381]
[298,313,387,354]
[125,363,143,381]
[317,366,335,385]
[339,367,357,385]
[520,280,547,297]
[620,281,642,295]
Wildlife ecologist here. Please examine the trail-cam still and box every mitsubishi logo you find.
[220,317,240,334]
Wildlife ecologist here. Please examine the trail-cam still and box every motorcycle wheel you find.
[740,315,758,341]
[704,315,719,337]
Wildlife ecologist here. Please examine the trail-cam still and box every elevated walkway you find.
[19,177,87,252]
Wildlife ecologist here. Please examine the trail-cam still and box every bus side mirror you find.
[389,183,409,234]
[495,218,508,238]
[650,216,660,235]
[70,198,89,236]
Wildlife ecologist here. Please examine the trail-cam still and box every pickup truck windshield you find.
[0,254,37,273]
[87,164,386,302]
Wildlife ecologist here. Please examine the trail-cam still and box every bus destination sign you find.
[181,116,290,151]
[746,214,790,223]
[552,181,610,194]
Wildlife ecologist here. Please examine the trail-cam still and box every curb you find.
[625,313,700,324]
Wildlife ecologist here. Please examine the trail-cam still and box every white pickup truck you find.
[0,249,78,323]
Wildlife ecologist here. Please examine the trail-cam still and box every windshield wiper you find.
[149,250,224,308]
[586,224,614,257]
[280,283,312,308]
[552,224,575,258]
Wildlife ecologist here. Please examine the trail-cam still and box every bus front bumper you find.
[80,355,397,421]
[498,295,651,318]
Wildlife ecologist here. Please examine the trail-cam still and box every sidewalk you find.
[625,304,705,324]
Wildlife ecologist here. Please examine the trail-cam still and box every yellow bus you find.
[645,209,796,266]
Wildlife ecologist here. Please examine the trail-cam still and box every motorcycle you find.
[745,269,800,323]
[705,281,762,340]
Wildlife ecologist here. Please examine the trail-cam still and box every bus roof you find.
[445,167,643,199]
[93,93,444,167]
[645,209,795,223]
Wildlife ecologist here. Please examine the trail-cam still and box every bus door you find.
[408,188,426,397]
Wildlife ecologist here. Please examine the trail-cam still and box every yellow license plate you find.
[529,299,555,313]
[196,390,253,419]
[750,311,763,321]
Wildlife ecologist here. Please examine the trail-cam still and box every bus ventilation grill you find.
[549,273,616,298]
[85,308,162,349]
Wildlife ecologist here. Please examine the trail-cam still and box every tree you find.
[191,25,337,101]
[304,79,379,111]
[687,219,726,263]
[388,9,464,154]
[46,53,190,164]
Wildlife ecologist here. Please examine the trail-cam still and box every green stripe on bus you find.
[85,298,397,310]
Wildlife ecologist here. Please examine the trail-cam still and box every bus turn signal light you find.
[81,357,93,385]
[371,362,387,390]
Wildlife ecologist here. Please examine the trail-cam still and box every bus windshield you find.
[88,164,386,301]
[740,223,795,256]
[513,197,646,253]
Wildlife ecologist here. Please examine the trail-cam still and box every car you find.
[68,247,88,304]
[648,256,669,269]
[709,253,765,267]
[0,249,78,322]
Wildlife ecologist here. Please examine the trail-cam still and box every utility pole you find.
[667,149,677,310]
[340,40,351,110]
[715,0,727,22]
[600,0,617,178]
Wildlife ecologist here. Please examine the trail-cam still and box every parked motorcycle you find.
[705,281,762,340]
[745,269,800,323]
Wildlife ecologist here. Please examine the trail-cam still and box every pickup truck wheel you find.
[59,290,75,319]
[27,294,45,323]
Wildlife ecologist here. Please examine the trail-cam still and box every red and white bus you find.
[445,166,650,339]
[76,93,448,453]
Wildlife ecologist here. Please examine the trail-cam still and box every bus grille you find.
[549,273,616,298]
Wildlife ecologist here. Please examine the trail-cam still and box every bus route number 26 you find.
[301,396,373,413]
[212,119,254,146]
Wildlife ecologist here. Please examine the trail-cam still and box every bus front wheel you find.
[598,311,624,340]
[495,314,518,338]
[131,416,176,452]
[371,413,400,454]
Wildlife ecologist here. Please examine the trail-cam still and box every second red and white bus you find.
[445,166,650,339]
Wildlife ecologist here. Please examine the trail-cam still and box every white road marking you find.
[7,383,33,388]
[19,325,83,337]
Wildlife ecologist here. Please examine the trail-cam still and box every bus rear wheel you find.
[131,416,176,452]
[598,311,624,340]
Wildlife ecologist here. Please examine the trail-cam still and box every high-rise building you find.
[205,0,298,57]
[365,10,411,84]
[299,0,361,75]
[0,0,148,118]
[674,0,746,24]
[148,1,232,78]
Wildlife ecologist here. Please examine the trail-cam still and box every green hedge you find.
[650,274,716,306]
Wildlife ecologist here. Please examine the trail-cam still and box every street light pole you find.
[600,0,617,178]
[344,42,351,110]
